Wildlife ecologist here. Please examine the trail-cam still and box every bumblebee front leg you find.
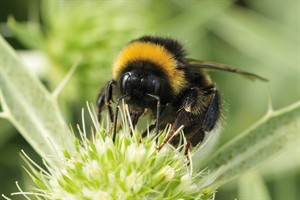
[96,80,115,123]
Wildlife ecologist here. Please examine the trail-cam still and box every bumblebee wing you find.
[185,58,268,82]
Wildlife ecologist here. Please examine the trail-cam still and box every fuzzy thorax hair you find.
[112,41,187,94]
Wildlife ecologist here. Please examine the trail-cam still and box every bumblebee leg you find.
[97,80,115,123]
[189,129,205,147]
[159,85,212,150]
[142,103,174,141]
[184,141,192,165]
[128,112,143,137]
[183,88,219,161]
[180,128,205,165]
[97,93,106,122]
[112,95,127,142]
[146,94,161,142]
[203,87,220,131]
[157,111,190,150]
[182,86,219,150]
[130,112,141,129]
[158,86,219,150]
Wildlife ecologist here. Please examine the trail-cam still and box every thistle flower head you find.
[6,105,215,200]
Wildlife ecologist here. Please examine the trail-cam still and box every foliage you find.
[7,0,156,104]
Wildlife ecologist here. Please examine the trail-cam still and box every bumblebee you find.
[97,36,267,152]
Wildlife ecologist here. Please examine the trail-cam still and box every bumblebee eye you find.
[121,72,131,93]
[152,79,161,95]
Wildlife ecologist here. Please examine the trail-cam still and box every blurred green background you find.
[0,0,299,199]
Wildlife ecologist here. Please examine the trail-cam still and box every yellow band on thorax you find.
[113,41,187,94]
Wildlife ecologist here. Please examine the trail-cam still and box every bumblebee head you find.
[118,60,170,100]
[113,36,188,99]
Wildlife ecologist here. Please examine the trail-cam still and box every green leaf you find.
[238,170,271,200]
[0,118,17,147]
[208,7,298,69]
[0,36,74,164]
[8,16,43,50]
[157,0,233,35]
[199,101,300,188]
[259,143,299,178]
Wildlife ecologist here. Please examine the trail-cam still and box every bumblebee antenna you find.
[112,95,127,142]
[146,94,161,140]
